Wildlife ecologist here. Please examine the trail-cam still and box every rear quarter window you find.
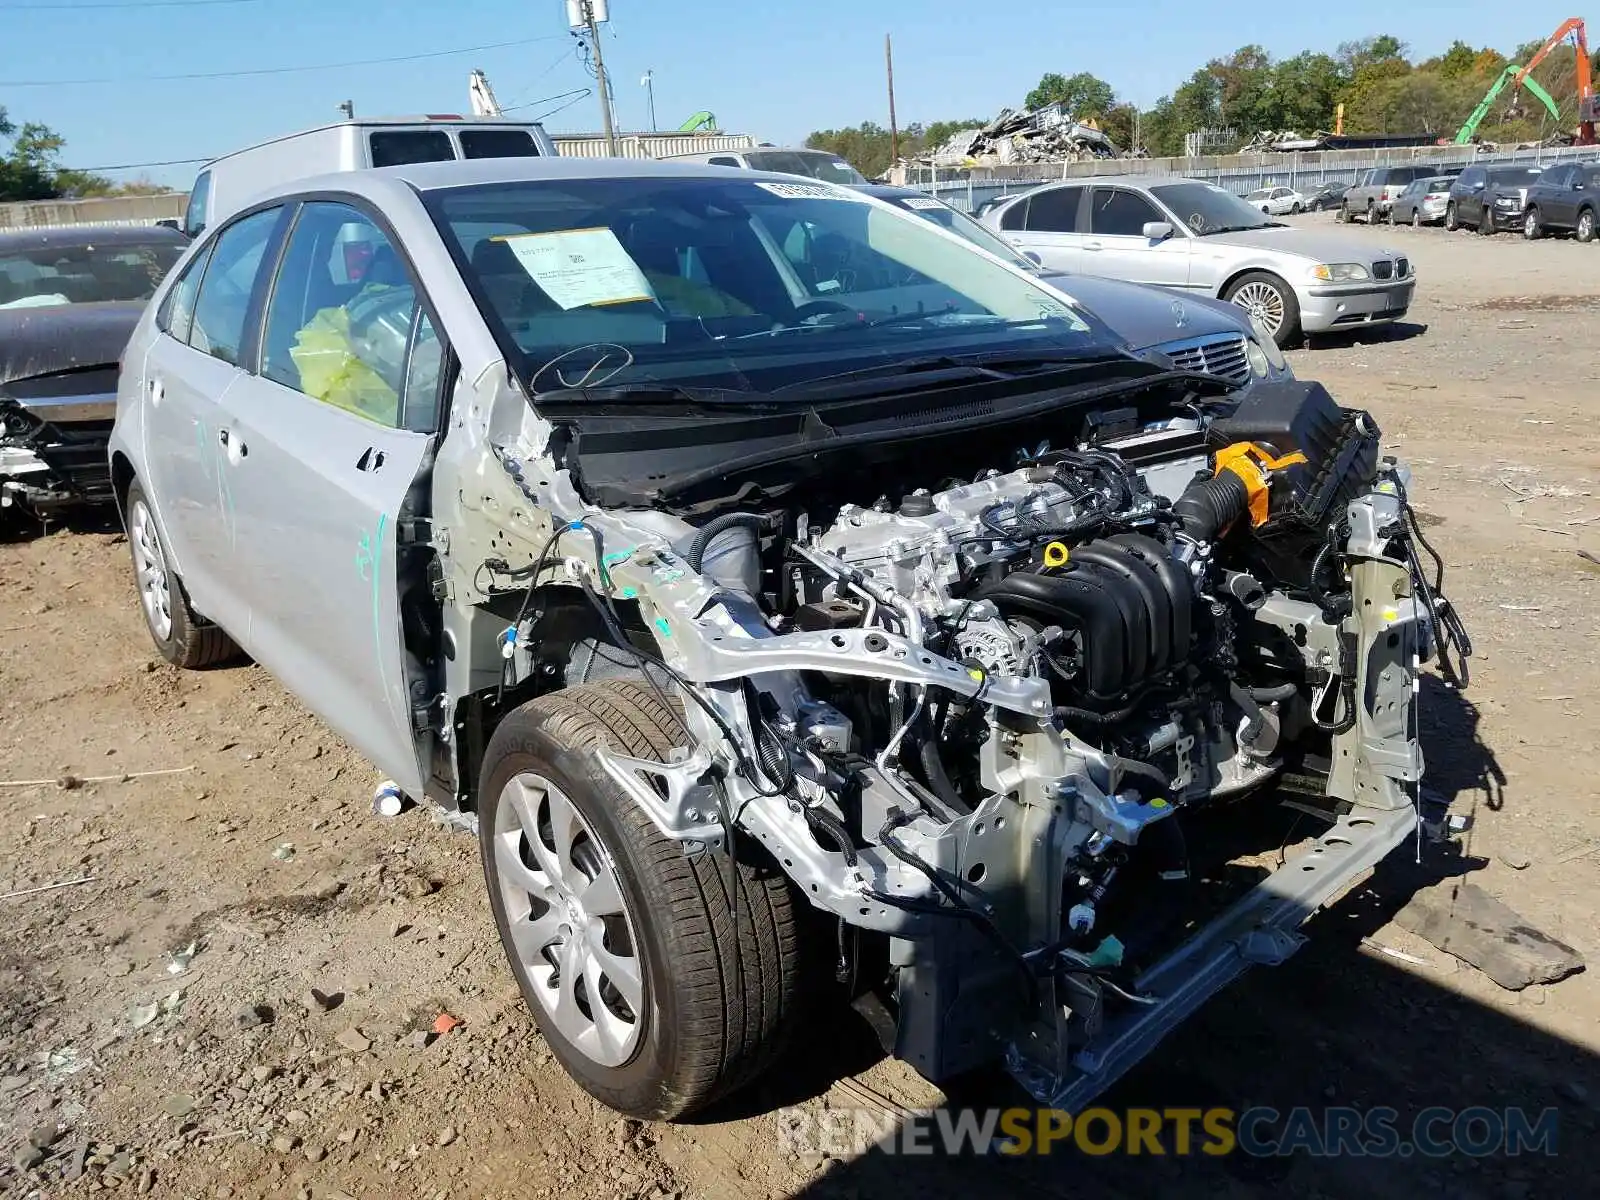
[369,130,456,167]
[458,129,540,159]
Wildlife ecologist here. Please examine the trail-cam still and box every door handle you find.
[148,378,164,408]
[218,428,247,458]
[356,447,386,473]
[1083,241,1103,251]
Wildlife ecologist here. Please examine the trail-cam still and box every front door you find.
[219,200,446,796]
[1083,187,1191,289]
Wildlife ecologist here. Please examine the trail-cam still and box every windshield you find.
[1489,168,1543,188]
[0,234,184,309]
[1148,182,1275,235]
[743,151,867,185]
[885,194,1039,269]
[428,176,1114,395]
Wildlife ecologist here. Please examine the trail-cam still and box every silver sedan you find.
[981,175,1417,346]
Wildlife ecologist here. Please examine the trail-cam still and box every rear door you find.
[1083,187,1190,288]
[219,199,446,796]
[140,206,287,630]
[998,186,1084,272]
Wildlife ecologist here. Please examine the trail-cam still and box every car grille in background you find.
[1161,336,1251,387]
[1372,260,1394,280]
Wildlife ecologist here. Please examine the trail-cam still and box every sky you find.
[0,0,1587,188]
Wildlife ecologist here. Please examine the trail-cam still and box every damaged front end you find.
[434,368,1469,1111]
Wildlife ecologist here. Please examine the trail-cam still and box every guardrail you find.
[908,143,1600,212]
[0,193,187,232]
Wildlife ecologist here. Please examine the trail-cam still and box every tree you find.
[1024,71,1115,116]
[0,106,68,201]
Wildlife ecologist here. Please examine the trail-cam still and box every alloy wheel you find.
[1412,210,1421,228]
[128,499,173,642]
[493,772,644,1068]
[1231,281,1286,335]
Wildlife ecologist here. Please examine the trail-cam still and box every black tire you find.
[1411,208,1422,228]
[123,480,239,669]
[478,679,802,1120]
[1384,205,1396,225]
[1290,202,1302,214]
[1577,207,1597,243]
[1366,201,1376,224]
[1224,270,1302,349]
[1478,208,1495,236]
[1523,207,1542,241]
[1444,201,1459,232]
[1336,203,1351,223]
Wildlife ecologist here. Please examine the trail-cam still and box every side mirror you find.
[1142,221,1174,241]
[1023,250,1043,265]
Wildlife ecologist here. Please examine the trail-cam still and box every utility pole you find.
[585,1,618,155]
[641,69,656,132]
[885,33,899,166]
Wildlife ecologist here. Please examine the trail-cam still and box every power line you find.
[0,34,561,86]
[0,0,255,8]
[64,156,212,172]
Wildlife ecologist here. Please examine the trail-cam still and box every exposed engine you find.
[778,380,1395,817]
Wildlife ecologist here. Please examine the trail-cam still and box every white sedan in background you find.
[1245,186,1305,215]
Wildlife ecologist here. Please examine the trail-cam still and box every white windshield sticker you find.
[496,227,655,310]
[900,196,946,210]
[754,181,862,201]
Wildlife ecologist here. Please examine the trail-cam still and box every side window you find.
[184,171,211,238]
[999,197,1029,231]
[260,201,438,431]
[1024,187,1082,232]
[156,241,215,344]
[1089,188,1160,236]
[368,130,455,167]
[189,207,283,365]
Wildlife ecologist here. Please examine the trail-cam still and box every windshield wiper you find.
[772,348,1136,397]
[531,382,772,408]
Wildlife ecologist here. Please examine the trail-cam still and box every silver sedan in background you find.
[981,176,1417,346]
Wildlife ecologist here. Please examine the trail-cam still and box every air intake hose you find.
[684,512,766,574]
[1173,471,1250,541]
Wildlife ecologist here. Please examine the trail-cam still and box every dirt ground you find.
[2,217,1597,1200]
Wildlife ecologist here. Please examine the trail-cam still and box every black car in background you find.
[1303,181,1349,212]
[1,224,188,519]
[1445,164,1546,234]
[1521,161,1600,241]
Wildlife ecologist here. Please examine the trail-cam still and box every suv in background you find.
[657,147,867,184]
[1521,162,1600,241]
[1341,165,1443,224]
[1446,164,1545,234]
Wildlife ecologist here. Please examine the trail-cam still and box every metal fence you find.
[905,142,1600,213]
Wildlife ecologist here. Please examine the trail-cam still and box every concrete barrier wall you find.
[0,193,188,232]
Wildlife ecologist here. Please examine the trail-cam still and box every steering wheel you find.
[791,299,854,323]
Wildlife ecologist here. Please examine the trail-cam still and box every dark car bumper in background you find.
[0,385,117,515]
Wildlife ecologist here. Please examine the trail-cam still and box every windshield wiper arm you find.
[771,348,1138,397]
[532,382,772,408]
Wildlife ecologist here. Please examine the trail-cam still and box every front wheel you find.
[1225,271,1301,349]
[1444,202,1459,232]
[1577,208,1596,243]
[124,481,239,669]
[1336,203,1351,223]
[1411,209,1422,228]
[479,680,803,1120]
[1479,209,1495,236]
[1523,208,1542,240]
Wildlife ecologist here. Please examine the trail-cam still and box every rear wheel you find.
[124,481,239,669]
[1225,271,1301,349]
[1411,209,1422,228]
[478,679,803,1119]
[1577,208,1597,243]
[1523,207,1542,240]
[1290,202,1302,214]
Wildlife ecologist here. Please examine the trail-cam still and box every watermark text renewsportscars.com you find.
[777,1105,1560,1159]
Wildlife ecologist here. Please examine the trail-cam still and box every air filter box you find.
[1208,380,1380,535]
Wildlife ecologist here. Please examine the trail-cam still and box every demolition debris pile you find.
[921,102,1121,165]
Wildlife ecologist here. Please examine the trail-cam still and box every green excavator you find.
[679,111,719,133]
[1454,64,1560,143]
